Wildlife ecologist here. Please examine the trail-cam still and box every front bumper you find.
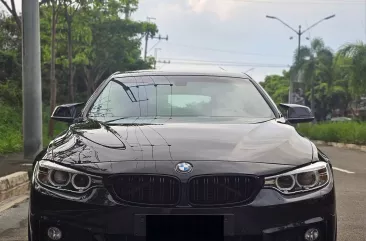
[29,183,337,241]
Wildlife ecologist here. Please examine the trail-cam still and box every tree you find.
[259,70,290,105]
[79,2,158,96]
[0,0,21,32]
[1,2,157,109]
[61,0,91,102]
[338,41,366,97]
[63,0,78,102]
[293,37,334,120]
[329,53,353,116]
[47,0,62,138]
[0,12,21,83]
[122,0,138,20]
[0,0,51,33]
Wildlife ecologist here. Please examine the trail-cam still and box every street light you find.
[266,14,335,107]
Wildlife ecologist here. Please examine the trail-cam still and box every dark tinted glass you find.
[88,75,275,121]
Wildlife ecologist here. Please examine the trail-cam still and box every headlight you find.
[35,160,103,193]
[264,161,331,194]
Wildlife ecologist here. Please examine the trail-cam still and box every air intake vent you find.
[188,175,260,206]
[110,174,180,206]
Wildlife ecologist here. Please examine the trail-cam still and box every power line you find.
[159,57,289,66]
[144,17,169,60]
[153,48,161,69]
[167,62,289,68]
[156,60,171,70]
[166,42,291,58]
[157,60,171,64]
[148,40,161,54]
[217,0,364,4]
[144,17,155,60]
[150,34,168,49]
[158,59,290,68]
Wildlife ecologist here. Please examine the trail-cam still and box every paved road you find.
[0,145,365,241]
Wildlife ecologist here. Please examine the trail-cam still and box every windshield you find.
[87,75,275,123]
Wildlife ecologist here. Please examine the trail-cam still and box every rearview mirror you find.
[51,102,85,123]
[279,103,314,124]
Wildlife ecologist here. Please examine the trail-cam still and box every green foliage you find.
[0,0,157,153]
[0,103,22,153]
[262,38,366,121]
[337,42,366,97]
[0,81,22,106]
[0,101,67,154]
[0,12,21,83]
[0,81,67,154]
[1,0,366,153]
[259,70,289,105]
[297,122,366,145]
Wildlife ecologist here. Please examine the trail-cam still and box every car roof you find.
[111,69,252,79]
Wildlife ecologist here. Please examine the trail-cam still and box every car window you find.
[87,75,275,121]
[168,94,211,108]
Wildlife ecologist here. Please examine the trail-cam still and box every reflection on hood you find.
[44,118,313,168]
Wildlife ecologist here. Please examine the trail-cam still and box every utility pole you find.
[152,34,169,44]
[154,48,161,69]
[144,17,156,61]
[144,32,149,61]
[143,17,169,61]
[145,33,169,61]
[266,14,335,108]
[22,0,43,160]
[124,1,130,20]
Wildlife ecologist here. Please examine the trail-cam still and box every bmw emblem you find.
[175,162,193,174]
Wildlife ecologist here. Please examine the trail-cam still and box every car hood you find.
[44,118,314,173]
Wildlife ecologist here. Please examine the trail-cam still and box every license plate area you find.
[134,214,234,240]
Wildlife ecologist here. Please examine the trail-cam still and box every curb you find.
[312,140,366,152]
[0,194,29,213]
[0,171,30,203]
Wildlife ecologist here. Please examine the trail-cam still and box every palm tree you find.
[338,41,366,98]
[331,53,353,116]
[292,37,334,120]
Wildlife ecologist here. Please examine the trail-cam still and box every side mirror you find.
[51,102,85,123]
[279,103,314,124]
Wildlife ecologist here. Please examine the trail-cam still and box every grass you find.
[2,100,366,154]
[0,102,67,154]
[297,121,366,145]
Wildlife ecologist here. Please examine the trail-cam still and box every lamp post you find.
[266,14,335,106]
[22,0,43,160]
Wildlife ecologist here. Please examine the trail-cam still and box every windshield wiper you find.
[103,117,136,124]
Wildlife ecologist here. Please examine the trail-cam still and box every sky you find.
[4,0,366,82]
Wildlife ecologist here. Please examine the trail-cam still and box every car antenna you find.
[218,66,226,71]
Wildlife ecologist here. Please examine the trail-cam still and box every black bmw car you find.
[29,70,336,241]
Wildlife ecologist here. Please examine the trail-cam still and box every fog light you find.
[304,228,319,241]
[47,227,62,240]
